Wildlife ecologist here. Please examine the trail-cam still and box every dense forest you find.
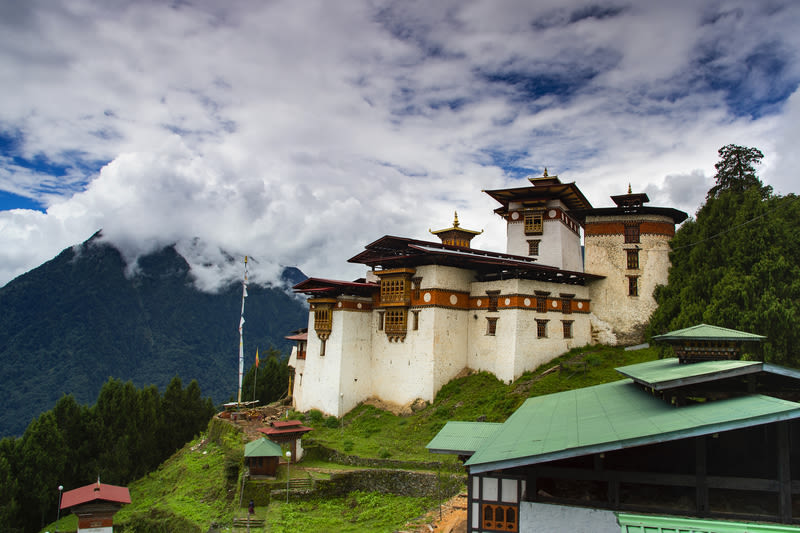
[0,377,215,532]
[238,348,292,405]
[0,235,308,436]
[648,145,800,364]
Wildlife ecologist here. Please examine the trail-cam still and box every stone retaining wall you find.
[243,468,464,506]
[305,441,465,472]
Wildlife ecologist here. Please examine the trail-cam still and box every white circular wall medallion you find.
[450,294,458,305]
[357,303,362,309]
[504,298,511,306]
[524,298,531,307]
[511,211,520,220]
[338,302,343,308]
[577,302,583,309]
[549,209,557,218]
[477,299,482,307]
[552,301,558,308]
[423,292,432,303]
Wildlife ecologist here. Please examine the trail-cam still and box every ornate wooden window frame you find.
[524,210,544,235]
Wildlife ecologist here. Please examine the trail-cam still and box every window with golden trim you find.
[481,503,518,532]
[314,307,332,336]
[385,309,407,334]
[628,275,639,296]
[624,224,640,243]
[380,277,409,304]
[486,317,498,336]
[524,211,544,235]
[626,249,639,269]
[536,319,548,338]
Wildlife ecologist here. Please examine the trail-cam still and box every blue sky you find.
[1,0,799,288]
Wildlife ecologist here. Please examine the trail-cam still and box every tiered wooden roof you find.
[346,236,602,285]
[483,175,593,216]
[258,419,312,441]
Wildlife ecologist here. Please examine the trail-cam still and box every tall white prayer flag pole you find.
[237,256,248,405]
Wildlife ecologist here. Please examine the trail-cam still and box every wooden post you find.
[695,436,708,516]
[778,422,792,523]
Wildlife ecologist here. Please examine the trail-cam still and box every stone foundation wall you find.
[243,468,464,506]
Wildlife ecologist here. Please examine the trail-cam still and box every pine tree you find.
[649,145,800,365]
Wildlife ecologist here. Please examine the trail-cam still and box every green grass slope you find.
[42,344,658,532]
[306,344,658,465]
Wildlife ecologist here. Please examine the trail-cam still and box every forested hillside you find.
[648,145,800,364]
[0,233,308,436]
[0,377,216,533]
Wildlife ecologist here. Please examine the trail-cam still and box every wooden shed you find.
[245,437,283,477]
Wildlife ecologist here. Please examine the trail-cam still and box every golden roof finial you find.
[543,168,548,177]
[453,211,460,227]
[627,183,632,194]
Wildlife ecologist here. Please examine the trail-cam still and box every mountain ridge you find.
[0,234,308,436]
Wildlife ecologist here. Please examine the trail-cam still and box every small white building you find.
[287,173,687,417]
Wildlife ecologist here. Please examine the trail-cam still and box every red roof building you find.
[257,420,312,463]
[60,481,131,531]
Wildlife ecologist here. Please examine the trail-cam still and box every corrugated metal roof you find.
[616,357,762,390]
[652,324,766,342]
[245,437,283,458]
[425,421,503,455]
[463,379,800,474]
[617,512,800,532]
[61,482,131,509]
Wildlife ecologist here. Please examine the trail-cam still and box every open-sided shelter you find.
[428,327,800,532]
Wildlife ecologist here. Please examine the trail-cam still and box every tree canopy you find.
[649,145,800,365]
[706,144,769,199]
[0,377,215,533]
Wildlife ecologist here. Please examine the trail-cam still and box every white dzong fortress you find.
[287,172,687,417]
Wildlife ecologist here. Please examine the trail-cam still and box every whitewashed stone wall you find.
[584,214,674,344]
[293,298,373,416]
[468,279,592,383]
[504,200,583,272]
[518,502,620,533]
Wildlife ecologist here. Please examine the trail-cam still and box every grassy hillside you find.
[307,344,659,464]
[41,344,658,532]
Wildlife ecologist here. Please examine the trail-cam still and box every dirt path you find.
[401,491,468,533]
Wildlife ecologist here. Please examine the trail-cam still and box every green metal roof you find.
[617,512,800,532]
[616,357,762,390]
[463,379,800,474]
[244,437,283,458]
[425,421,503,455]
[652,323,766,342]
